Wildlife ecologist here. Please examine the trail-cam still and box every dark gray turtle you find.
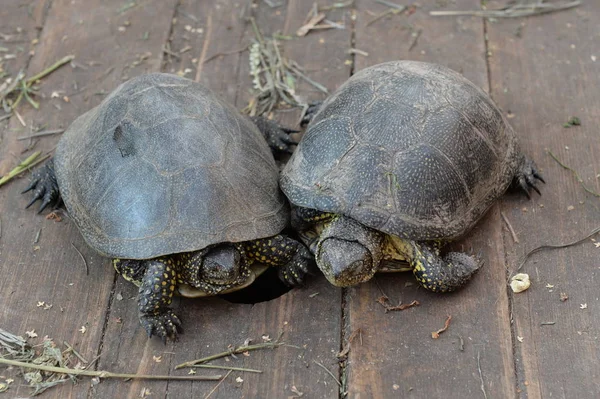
[24,73,311,341]
[281,61,544,292]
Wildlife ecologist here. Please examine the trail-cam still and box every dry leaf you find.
[236,376,244,383]
[517,336,524,342]
[25,329,37,338]
[79,326,87,334]
[188,369,196,375]
[153,355,162,363]
[580,303,588,309]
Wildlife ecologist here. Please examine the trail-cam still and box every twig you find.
[375,0,405,10]
[0,113,12,122]
[313,360,341,387]
[548,150,600,197]
[430,1,581,18]
[14,108,26,126]
[477,351,488,399]
[319,0,354,11]
[175,335,285,369]
[500,211,519,243]
[26,55,75,85]
[193,364,262,373]
[0,151,51,188]
[367,6,406,26]
[63,341,88,364]
[541,321,556,326]
[162,46,181,60]
[17,129,64,141]
[203,46,249,64]
[297,12,327,36]
[71,243,89,275]
[408,29,422,51]
[0,357,221,381]
[377,295,420,313]
[431,315,452,339]
[337,328,362,359]
[515,226,600,273]
[204,370,232,399]
[34,228,41,244]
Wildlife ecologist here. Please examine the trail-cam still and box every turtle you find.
[280,61,544,292]
[23,73,312,341]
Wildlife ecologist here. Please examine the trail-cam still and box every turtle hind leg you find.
[300,101,323,127]
[245,235,314,287]
[410,243,482,293]
[22,159,61,213]
[119,258,183,343]
[514,155,545,199]
[249,116,299,155]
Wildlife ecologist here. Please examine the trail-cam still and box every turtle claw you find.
[140,310,183,342]
[278,244,313,287]
[515,156,544,199]
[22,160,60,213]
[300,101,322,127]
[250,116,299,155]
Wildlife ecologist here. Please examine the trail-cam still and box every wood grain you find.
[0,0,178,397]
[345,1,516,398]
[487,1,600,397]
[96,1,350,398]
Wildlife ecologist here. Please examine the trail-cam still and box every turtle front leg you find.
[409,242,482,293]
[513,155,545,199]
[22,159,61,213]
[249,116,299,155]
[246,235,313,286]
[114,258,182,342]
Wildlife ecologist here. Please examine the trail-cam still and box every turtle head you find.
[315,216,384,287]
[199,244,249,291]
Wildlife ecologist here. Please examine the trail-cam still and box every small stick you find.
[71,243,89,275]
[0,113,11,122]
[430,1,580,18]
[204,370,232,399]
[162,46,181,60]
[431,315,452,339]
[175,337,285,369]
[500,211,519,243]
[14,108,26,126]
[347,48,369,56]
[26,55,75,85]
[17,129,64,141]
[203,46,249,64]
[477,351,488,399]
[375,0,405,10]
[34,228,41,244]
[313,360,341,387]
[515,226,600,273]
[0,357,221,381]
[193,364,262,373]
[367,7,405,26]
[548,150,600,197]
[541,321,556,326]
[0,151,50,188]
[63,341,89,364]
[408,29,422,51]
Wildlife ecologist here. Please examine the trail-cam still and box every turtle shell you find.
[55,73,287,259]
[281,61,521,241]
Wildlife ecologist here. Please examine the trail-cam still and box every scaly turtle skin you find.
[281,61,544,291]
[23,73,311,341]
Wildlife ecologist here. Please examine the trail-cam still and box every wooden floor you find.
[1,1,599,398]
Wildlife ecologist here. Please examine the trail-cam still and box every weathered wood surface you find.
[345,1,516,398]
[0,1,598,398]
[487,1,600,397]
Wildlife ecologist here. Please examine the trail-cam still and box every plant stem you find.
[0,357,222,381]
[26,55,75,85]
[175,341,284,369]
[193,364,263,373]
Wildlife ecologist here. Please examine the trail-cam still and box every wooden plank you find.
[345,1,516,397]
[95,1,351,398]
[0,0,178,397]
[486,2,600,397]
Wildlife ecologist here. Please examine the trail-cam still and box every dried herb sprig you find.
[430,0,580,18]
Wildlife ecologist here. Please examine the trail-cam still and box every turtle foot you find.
[300,101,322,127]
[515,156,545,199]
[22,159,61,213]
[250,116,299,155]
[278,243,312,287]
[140,309,183,343]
